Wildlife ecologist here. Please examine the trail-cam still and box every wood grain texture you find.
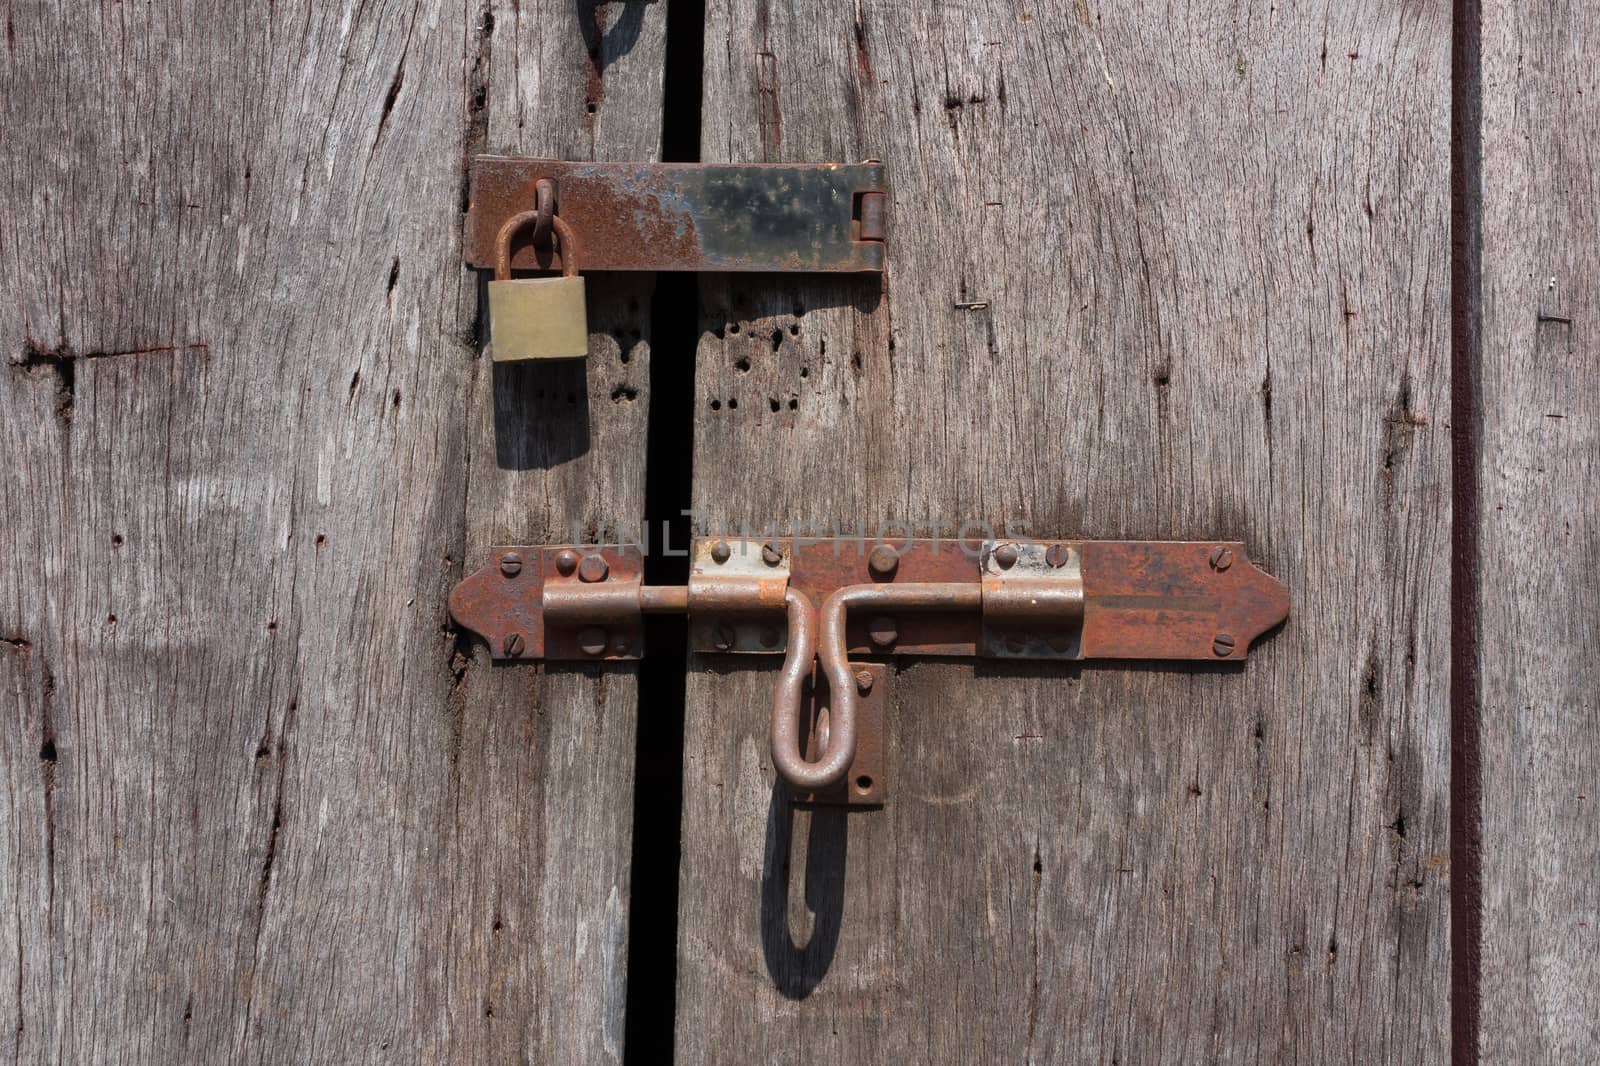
[1479,1,1600,1059]
[0,2,662,1062]
[677,1,1452,1061]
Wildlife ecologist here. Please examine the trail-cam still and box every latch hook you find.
[768,581,986,792]
[769,588,851,790]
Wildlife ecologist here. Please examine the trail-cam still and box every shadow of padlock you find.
[488,209,588,361]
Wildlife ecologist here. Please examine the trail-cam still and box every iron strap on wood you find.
[449,537,1290,806]
[463,158,889,273]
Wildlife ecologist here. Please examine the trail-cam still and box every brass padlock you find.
[488,209,587,361]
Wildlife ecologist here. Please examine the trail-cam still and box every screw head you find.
[1212,633,1237,657]
[499,552,523,577]
[554,549,580,576]
[994,543,1019,569]
[578,627,609,656]
[578,554,610,583]
[1045,543,1071,569]
[1045,632,1075,654]
[502,632,525,657]
[1004,632,1027,654]
[867,616,898,647]
[854,669,875,694]
[759,626,780,648]
[762,541,784,567]
[868,545,900,579]
[711,540,731,564]
[712,624,736,651]
[1209,546,1235,572]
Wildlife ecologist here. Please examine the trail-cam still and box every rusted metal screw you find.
[854,670,875,694]
[554,549,580,577]
[578,554,610,583]
[1213,633,1237,657]
[867,616,898,647]
[711,540,731,565]
[499,552,523,577]
[759,626,780,648]
[762,541,784,567]
[578,627,609,656]
[868,545,900,579]
[994,543,1019,569]
[1005,632,1027,653]
[712,624,737,651]
[1046,544,1071,569]
[502,632,525,657]
[1046,632,1075,654]
[1209,546,1235,572]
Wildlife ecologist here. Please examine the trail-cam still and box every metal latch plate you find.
[981,541,1085,659]
[449,538,1287,665]
[446,537,1288,808]
[687,538,791,654]
[464,159,888,273]
[792,661,888,808]
[448,545,645,661]
[788,539,983,656]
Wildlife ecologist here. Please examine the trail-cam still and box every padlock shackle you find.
[494,210,580,280]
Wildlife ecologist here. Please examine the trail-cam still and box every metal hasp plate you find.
[464,158,888,273]
[448,537,1289,806]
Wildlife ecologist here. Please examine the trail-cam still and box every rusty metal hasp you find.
[449,538,1289,807]
[464,158,888,274]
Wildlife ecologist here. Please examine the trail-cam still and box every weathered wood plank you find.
[678,1,1452,1061]
[1479,1,1600,1059]
[0,3,662,1062]
[447,3,663,1063]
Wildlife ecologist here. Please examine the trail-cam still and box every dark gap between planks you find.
[1449,0,1484,1061]
[623,0,704,1061]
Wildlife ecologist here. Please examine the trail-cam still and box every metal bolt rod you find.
[769,582,983,792]
[637,585,690,613]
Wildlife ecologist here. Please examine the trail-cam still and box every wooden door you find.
[1478,0,1600,1058]
[675,1,1453,1061]
[2,4,664,1063]
[4,1,1597,1064]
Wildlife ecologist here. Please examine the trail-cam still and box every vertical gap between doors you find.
[1449,0,1483,1061]
[623,0,705,1061]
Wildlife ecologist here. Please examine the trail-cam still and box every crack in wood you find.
[1026,844,1043,1055]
